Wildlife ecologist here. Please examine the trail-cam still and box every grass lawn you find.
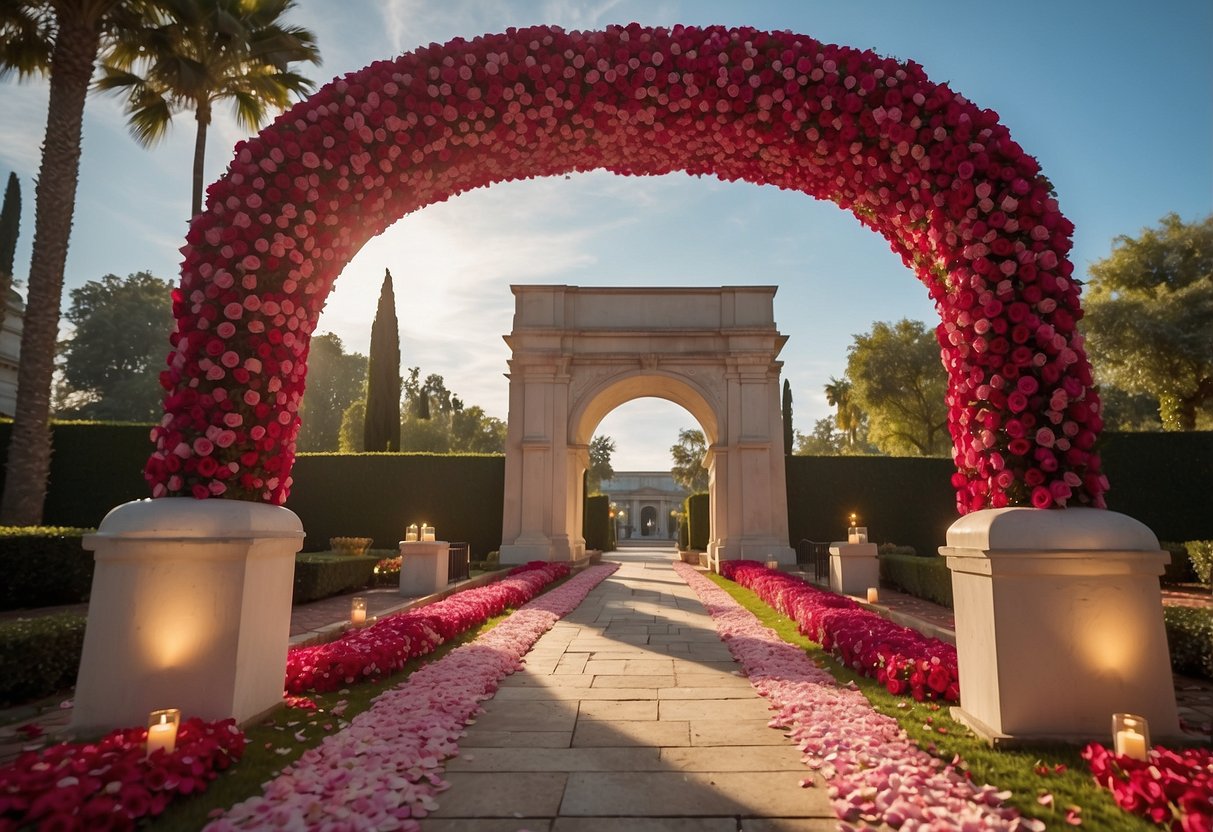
[703,572,1156,831]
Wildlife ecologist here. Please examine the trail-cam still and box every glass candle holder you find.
[421,524,436,542]
[765,559,779,570]
[867,587,880,604]
[351,596,367,625]
[847,526,868,544]
[1112,713,1150,761]
[146,708,180,756]
[405,524,419,542]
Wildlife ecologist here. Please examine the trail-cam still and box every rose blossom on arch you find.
[146,23,1104,512]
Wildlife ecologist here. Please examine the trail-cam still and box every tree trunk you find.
[191,99,210,220]
[0,15,102,525]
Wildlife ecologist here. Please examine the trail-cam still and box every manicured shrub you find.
[0,612,86,706]
[1185,540,1213,584]
[293,552,379,603]
[1164,606,1213,679]
[879,552,954,608]
[1160,542,1195,584]
[678,514,689,550]
[686,493,709,551]
[0,527,95,611]
[583,494,612,551]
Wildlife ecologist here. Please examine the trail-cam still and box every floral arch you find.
[147,22,1107,514]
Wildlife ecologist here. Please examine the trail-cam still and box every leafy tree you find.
[1097,385,1163,432]
[449,405,505,453]
[55,271,173,421]
[781,379,793,455]
[296,333,366,451]
[98,0,319,218]
[586,434,614,493]
[337,397,364,453]
[0,172,21,337]
[795,418,844,455]
[1083,213,1213,430]
[399,413,449,452]
[846,319,949,456]
[0,1,161,524]
[823,376,863,448]
[670,428,709,493]
[363,269,401,451]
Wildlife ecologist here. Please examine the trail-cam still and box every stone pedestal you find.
[399,540,450,596]
[72,498,304,735]
[829,542,880,596]
[942,507,1180,745]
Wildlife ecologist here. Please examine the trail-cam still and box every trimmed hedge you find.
[0,421,152,529]
[584,495,612,551]
[1164,606,1213,679]
[1161,542,1196,584]
[0,612,87,706]
[1186,540,1213,584]
[0,527,94,611]
[293,552,380,604]
[879,553,954,608]
[686,493,709,551]
[287,453,504,558]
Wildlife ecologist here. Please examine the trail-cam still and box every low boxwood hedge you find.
[879,552,954,608]
[1164,606,1213,679]
[0,612,87,707]
[0,527,95,611]
[293,552,380,604]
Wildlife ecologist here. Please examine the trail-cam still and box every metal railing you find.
[447,542,470,583]
[795,539,832,582]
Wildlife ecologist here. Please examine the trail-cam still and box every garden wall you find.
[0,423,1207,560]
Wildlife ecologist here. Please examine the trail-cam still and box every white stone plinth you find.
[942,507,1180,745]
[72,498,304,734]
[829,542,880,596]
[399,540,450,595]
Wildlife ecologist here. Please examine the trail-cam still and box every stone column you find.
[72,498,304,734]
[942,507,1181,745]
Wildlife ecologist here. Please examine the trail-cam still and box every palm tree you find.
[824,376,862,449]
[98,0,320,219]
[0,1,158,525]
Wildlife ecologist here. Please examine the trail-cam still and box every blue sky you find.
[1,0,1210,469]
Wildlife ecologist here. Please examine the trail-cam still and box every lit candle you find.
[765,559,779,569]
[1112,714,1150,761]
[421,524,436,542]
[867,587,879,604]
[405,524,419,542]
[146,709,180,756]
[351,596,367,625]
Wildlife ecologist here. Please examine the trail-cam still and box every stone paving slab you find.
[690,719,791,746]
[571,720,691,748]
[428,772,569,818]
[578,699,658,721]
[661,698,773,721]
[553,820,737,832]
[493,686,658,702]
[559,771,832,817]
[446,747,661,772]
[460,730,573,748]
[471,701,578,732]
[591,674,675,688]
[423,820,554,832]
[659,745,809,772]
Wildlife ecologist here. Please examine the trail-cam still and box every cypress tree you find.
[782,379,794,454]
[363,269,401,451]
[0,173,20,336]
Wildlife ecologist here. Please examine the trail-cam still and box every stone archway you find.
[144,23,1108,516]
[500,285,794,567]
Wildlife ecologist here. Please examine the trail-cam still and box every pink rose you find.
[1031,486,1053,508]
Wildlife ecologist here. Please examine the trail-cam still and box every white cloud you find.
[0,81,49,173]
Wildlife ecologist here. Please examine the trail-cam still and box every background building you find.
[599,471,689,540]
[0,289,23,417]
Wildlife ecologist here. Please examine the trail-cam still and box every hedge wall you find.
[2,423,1206,561]
[0,421,151,529]
[686,493,709,551]
[584,494,612,551]
[0,527,94,611]
[786,431,1213,555]
[879,553,954,608]
[287,453,504,558]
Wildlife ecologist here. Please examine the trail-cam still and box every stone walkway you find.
[424,546,835,831]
